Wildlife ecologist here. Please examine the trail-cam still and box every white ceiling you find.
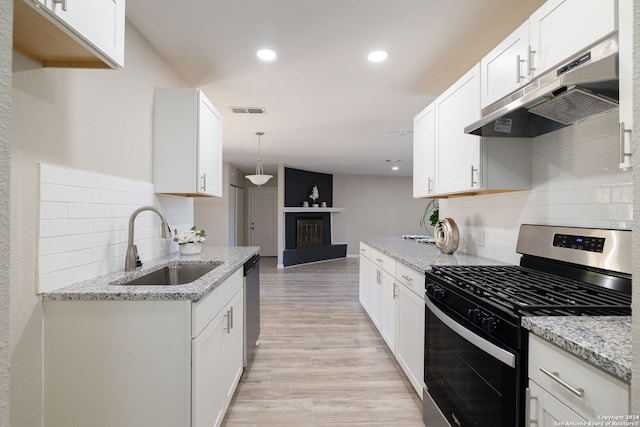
[126,0,545,177]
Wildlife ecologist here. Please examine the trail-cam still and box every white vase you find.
[312,203,319,208]
[179,243,201,255]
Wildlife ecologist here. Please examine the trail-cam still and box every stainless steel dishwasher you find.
[243,254,260,367]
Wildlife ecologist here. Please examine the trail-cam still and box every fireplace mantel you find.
[283,207,345,213]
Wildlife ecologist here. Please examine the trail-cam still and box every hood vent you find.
[465,35,619,138]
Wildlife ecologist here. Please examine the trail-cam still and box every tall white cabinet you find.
[154,88,223,197]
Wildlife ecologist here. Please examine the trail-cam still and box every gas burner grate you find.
[431,265,631,316]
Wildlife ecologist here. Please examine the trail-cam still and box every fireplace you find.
[296,219,324,248]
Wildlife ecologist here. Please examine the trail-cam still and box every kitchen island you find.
[41,245,259,427]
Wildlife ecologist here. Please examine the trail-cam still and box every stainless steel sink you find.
[121,264,219,286]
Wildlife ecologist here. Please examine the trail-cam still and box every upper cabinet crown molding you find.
[13,0,126,69]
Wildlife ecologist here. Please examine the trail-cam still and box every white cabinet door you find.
[222,289,244,406]
[529,380,587,427]
[358,254,372,313]
[529,0,616,78]
[618,0,633,169]
[396,282,424,397]
[369,267,383,328]
[480,21,529,108]
[413,102,436,198]
[435,63,481,196]
[378,268,397,353]
[46,0,126,67]
[154,88,223,197]
[192,308,226,427]
[198,93,223,196]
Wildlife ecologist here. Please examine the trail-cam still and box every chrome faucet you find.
[125,206,171,271]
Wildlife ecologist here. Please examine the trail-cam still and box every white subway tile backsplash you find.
[38,164,194,293]
[441,111,632,265]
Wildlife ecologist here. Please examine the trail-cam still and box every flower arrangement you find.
[309,185,320,205]
[173,226,206,245]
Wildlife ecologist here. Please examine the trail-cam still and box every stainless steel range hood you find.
[465,35,619,138]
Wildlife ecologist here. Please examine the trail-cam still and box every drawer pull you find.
[376,258,384,264]
[401,274,413,282]
[539,367,584,398]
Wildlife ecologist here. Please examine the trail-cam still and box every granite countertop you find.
[361,236,506,273]
[522,316,632,382]
[41,246,259,302]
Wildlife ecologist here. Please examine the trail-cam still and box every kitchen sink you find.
[120,264,219,286]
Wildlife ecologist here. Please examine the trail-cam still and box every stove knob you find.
[467,308,481,324]
[434,286,448,300]
[482,316,498,334]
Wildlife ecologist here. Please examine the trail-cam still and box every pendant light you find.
[246,131,273,186]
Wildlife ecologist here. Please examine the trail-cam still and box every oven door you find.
[424,296,522,427]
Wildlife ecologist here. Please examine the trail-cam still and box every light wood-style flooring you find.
[222,257,424,426]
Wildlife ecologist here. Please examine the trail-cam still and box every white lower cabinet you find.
[358,242,425,398]
[44,268,244,427]
[527,334,629,425]
[395,277,425,396]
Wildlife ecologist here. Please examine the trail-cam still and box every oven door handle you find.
[426,297,516,368]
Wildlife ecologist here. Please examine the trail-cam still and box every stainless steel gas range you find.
[422,224,631,427]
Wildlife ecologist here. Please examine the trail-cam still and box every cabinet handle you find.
[360,248,366,252]
[376,269,381,285]
[376,258,383,264]
[229,306,234,330]
[470,165,478,187]
[619,122,632,166]
[527,45,536,76]
[516,54,525,83]
[200,173,207,191]
[401,274,412,282]
[223,312,230,333]
[539,367,584,398]
[428,177,433,194]
[53,0,68,11]
[393,283,398,300]
[525,387,538,426]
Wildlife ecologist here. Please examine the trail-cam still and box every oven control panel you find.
[553,233,605,253]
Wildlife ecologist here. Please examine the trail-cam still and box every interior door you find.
[249,187,277,256]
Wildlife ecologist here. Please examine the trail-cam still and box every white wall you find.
[10,22,189,426]
[332,174,428,255]
[442,111,633,265]
[0,0,11,424]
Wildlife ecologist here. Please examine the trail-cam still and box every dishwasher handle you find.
[243,254,261,276]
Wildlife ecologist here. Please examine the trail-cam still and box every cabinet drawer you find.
[528,334,629,420]
[370,248,396,276]
[192,268,243,338]
[396,262,425,297]
[359,242,370,259]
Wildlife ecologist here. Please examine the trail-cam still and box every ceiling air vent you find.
[229,106,267,114]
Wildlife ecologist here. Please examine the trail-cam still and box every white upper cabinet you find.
[480,0,618,109]
[154,88,223,197]
[413,63,531,198]
[529,0,616,79]
[14,0,125,68]
[618,0,633,169]
[435,64,482,196]
[480,21,530,108]
[413,103,436,198]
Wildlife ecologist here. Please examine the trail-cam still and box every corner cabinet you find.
[14,0,125,68]
[413,64,530,198]
[527,334,629,426]
[44,268,244,427]
[154,88,223,197]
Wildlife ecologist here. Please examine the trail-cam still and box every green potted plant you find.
[419,200,439,236]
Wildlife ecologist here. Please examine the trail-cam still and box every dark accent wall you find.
[284,167,333,207]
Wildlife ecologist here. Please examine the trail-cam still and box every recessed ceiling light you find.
[391,166,400,171]
[368,50,388,63]
[257,49,277,61]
